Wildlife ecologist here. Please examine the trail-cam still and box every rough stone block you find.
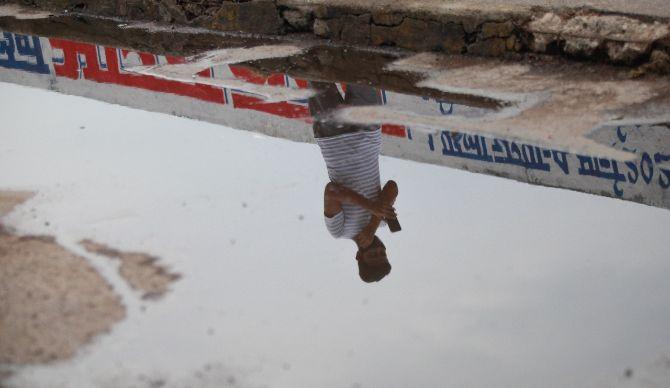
[441,22,465,53]
[648,49,670,74]
[606,41,649,64]
[395,18,442,51]
[461,17,484,34]
[372,11,403,27]
[313,5,336,19]
[313,18,330,37]
[327,17,345,39]
[370,24,396,46]
[116,0,127,16]
[157,0,186,24]
[212,0,282,34]
[564,37,600,56]
[313,17,343,39]
[468,38,507,56]
[530,33,554,52]
[282,8,313,31]
[481,21,514,39]
[340,14,371,45]
[528,12,565,34]
[371,17,464,52]
[509,35,525,52]
[126,0,157,20]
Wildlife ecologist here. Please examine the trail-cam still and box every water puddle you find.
[1,21,670,388]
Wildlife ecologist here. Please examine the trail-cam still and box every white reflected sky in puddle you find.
[1,81,670,388]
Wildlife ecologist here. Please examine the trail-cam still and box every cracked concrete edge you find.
[1,0,669,71]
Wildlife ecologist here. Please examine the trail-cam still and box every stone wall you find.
[5,0,670,71]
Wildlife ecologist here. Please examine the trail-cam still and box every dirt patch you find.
[0,233,126,364]
[0,191,126,365]
[80,239,181,300]
[0,232,125,364]
[0,191,34,219]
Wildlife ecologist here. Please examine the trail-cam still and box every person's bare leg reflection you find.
[309,82,400,283]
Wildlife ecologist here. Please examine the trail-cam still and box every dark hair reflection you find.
[309,81,400,283]
[356,236,392,283]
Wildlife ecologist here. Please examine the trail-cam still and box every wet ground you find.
[1,9,670,388]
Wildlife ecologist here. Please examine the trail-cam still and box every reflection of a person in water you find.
[309,81,400,283]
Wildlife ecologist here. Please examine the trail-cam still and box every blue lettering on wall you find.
[419,126,667,200]
[0,32,50,74]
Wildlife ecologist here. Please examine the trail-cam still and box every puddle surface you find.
[1,25,670,388]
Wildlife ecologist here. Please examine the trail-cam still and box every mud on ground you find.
[0,232,126,364]
[0,191,126,365]
[0,190,180,371]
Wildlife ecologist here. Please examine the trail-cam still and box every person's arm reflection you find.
[310,81,400,283]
